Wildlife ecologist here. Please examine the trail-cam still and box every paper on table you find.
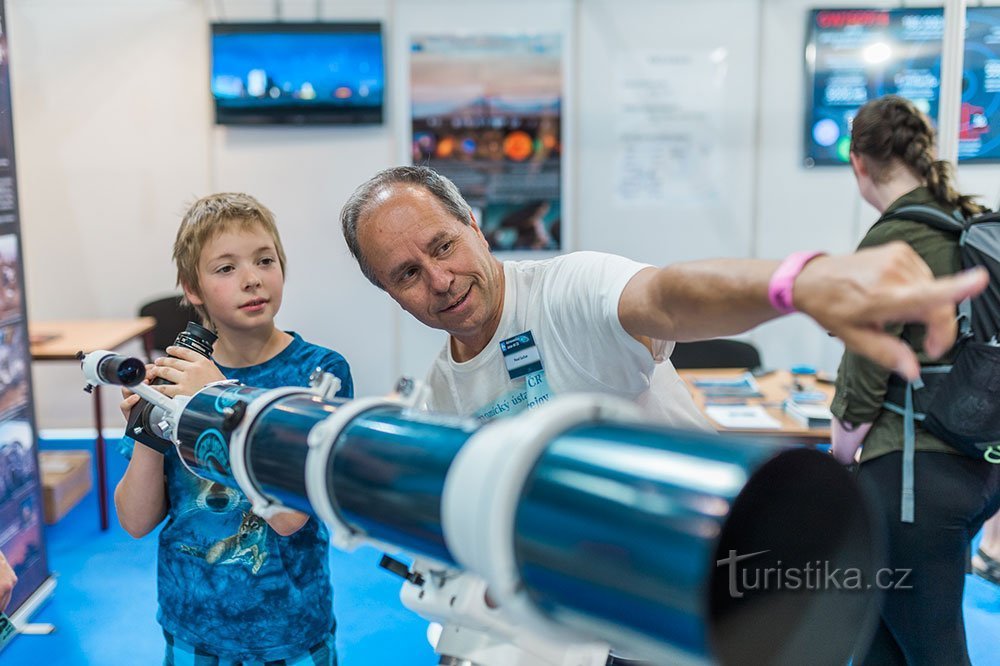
[705,405,781,429]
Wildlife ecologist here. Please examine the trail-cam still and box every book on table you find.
[783,400,833,428]
[691,372,764,398]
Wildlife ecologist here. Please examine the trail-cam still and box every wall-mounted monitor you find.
[211,22,384,126]
[804,7,1000,166]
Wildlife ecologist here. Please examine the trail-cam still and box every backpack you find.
[878,204,1000,522]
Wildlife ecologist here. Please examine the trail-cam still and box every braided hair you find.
[850,95,983,217]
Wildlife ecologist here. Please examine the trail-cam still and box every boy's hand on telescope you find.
[152,346,225,397]
[119,364,155,420]
[119,392,140,421]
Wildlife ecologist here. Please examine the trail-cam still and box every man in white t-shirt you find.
[340,166,985,426]
[419,250,713,430]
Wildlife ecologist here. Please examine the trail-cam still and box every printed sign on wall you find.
[410,34,563,252]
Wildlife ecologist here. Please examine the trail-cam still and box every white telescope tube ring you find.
[441,394,642,628]
[226,386,315,520]
[304,396,401,551]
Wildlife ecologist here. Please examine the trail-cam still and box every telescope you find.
[80,350,879,665]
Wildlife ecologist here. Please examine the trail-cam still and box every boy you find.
[116,192,351,664]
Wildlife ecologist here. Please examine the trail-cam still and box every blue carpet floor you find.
[4,437,1000,665]
[4,437,435,665]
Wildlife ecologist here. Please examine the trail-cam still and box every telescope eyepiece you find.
[98,354,146,387]
[80,351,146,387]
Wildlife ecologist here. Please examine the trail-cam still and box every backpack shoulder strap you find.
[880,204,967,233]
[882,205,976,338]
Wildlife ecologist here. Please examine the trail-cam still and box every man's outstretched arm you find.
[618,241,988,380]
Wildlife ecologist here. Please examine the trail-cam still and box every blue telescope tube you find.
[245,393,348,515]
[173,384,342,518]
[328,406,472,565]
[175,388,472,564]
[513,423,878,664]
[80,353,877,664]
[174,385,271,488]
[169,383,875,664]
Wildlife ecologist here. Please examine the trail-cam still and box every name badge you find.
[500,331,543,380]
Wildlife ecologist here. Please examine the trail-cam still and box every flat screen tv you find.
[804,7,1000,165]
[211,22,384,125]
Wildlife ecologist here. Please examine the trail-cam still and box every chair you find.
[138,295,200,360]
[670,339,762,370]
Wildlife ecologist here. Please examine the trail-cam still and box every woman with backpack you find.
[830,94,1000,666]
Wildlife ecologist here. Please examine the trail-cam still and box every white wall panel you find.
[11,0,1000,425]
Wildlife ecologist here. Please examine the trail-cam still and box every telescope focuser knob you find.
[77,351,94,392]
[379,554,425,587]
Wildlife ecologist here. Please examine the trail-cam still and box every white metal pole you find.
[938,0,967,164]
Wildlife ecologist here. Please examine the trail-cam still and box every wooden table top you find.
[679,368,835,440]
[29,317,156,360]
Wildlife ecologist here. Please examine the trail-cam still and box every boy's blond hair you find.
[173,193,287,326]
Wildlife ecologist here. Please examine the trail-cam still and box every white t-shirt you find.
[425,251,712,431]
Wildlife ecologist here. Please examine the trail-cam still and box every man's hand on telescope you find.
[151,346,226,398]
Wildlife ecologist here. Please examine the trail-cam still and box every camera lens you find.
[127,319,218,453]
[175,321,217,359]
[98,355,146,387]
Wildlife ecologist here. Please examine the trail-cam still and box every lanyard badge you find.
[500,331,543,380]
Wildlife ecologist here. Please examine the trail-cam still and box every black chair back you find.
[138,295,200,359]
[670,339,762,370]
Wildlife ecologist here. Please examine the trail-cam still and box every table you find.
[29,318,156,530]
[679,368,834,444]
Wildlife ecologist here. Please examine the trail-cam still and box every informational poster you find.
[613,50,726,207]
[0,235,20,324]
[0,0,50,621]
[410,34,562,252]
[0,417,43,608]
[806,7,1000,165]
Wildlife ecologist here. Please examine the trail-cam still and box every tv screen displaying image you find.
[211,22,384,125]
[805,7,1000,165]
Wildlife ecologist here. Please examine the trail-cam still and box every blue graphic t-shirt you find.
[120,332,352,661]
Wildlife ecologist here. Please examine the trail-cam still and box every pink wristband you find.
[767,251,826,314]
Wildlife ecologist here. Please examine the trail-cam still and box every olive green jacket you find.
[830,187,963,462]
